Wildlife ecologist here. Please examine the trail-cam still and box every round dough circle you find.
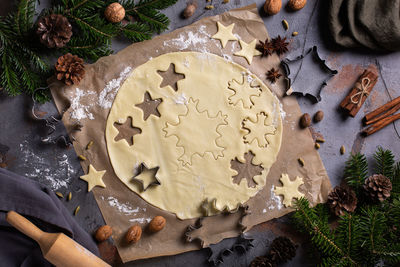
[106,52,283,219]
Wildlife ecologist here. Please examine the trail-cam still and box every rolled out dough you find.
[105,52,283,219]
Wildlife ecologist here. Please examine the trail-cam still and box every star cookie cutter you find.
[131,163,161,192]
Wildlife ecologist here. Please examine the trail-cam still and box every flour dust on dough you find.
[105,52,283,219]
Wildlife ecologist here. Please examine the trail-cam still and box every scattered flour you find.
[266,185,283,211]
[163,25,216,53]
[19,141,75,190]
[106,196,152,224]
[98,66,132,109]
[174,93,188,105]
[70,88,95,121]
[222,54,233,62]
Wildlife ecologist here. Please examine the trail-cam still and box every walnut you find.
[104,3,125,23]
[95,225,112,242]
[125,225,142,243]
[149,216,166,232]
[313,110,324,123]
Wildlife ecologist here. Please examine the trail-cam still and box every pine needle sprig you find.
[374,147,395,179]
[344,153,368,194]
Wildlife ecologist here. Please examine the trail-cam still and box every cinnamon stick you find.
[340,70,378,117]
[363,96,400,123]
[362,113,400,136]
[364,102,400,125]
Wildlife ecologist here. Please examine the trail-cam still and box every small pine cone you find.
[55,53,85,86]
[327,185,357,216]
[36,14,72,48]
[268,236,297,264]
[364,174,392,202]
[249,256,275,267]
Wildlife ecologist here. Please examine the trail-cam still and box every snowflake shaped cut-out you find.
[227,76,261,109]
[243,112,276,147]
[274,173,304,207]
[164,98,228,165]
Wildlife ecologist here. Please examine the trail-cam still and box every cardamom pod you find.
[74,206,80,216]
[86,141,94,150]
[205,5,214,9]
[340,145,345,155]
[282,19,289,31]
[298,158,305,167]
[315,143,320,149]
[55,192,64,198]
[78,155,87,161]
[67,192,72,201]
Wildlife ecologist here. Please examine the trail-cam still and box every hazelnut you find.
[125,225,142,243]
[263,0,282,15]
[299,113,311,128]
[148,216,166,233]
[287,0,307,11]
[183,2,197,18]
[95,225,112,242]
[313,110,324,123]
[104,3,125,23]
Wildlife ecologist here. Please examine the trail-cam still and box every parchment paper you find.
[49,4,331,262]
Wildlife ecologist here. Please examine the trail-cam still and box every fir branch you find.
[14,0,35,36]
[121,22,152,42]
[124,0,178,12]
[374,147,395,179]
[344,153,368,194]
[392,162,400,197]
[130,8,170,32]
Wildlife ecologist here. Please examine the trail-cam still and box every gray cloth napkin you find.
[328,0,400,51]
[0,168,99,267]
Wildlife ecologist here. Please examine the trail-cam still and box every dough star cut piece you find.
[234,40,262,64]
[212,22,238,48]
[274,173,304,207]
[80,165,106,192]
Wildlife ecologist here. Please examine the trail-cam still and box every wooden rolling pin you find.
[6,211,110,267]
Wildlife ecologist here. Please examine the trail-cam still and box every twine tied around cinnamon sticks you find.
[350,77,371,107]
[340,70,378,117]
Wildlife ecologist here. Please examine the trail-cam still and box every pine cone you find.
[55,53,85,86]
[36,14,72,48]
[327,185,357,216]
[364,174,392,202]
[249,256,275,267]
[268,236,297,264]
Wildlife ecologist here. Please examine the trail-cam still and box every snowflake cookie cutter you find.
[281,46,338,103]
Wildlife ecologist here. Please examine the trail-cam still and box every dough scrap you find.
[243,113,276,147]
[211,22,238,48]
[227,76,261,109]
[274,173,304,207]
[105,52,283,219]
[233,40,262,64]
[80,165,106,192]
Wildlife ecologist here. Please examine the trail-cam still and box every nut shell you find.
[183,3,197,18]
[95,225,113,242]
[313,110,324,122]
[263,0,282,15]
[287,0,307,11]
[300,113,311,128]
[149,216,166,232]
[104,3,125,23]
[125,225,142,243]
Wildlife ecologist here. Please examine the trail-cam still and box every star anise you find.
[257,39,274,56]
[266,68,282,83]
[272,35,289,55]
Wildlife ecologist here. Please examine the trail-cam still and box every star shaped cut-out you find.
[113,117,142,146]
[211,22,238,48]
[135,91,162,121]
[274,173,304,207]
[132,163,161,191]
[230,151,264,188]
[80,165,106,192]
[234,40,262,64]
[157,63,185,92]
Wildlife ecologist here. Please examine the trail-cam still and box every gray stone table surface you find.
[1,0,400,266]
